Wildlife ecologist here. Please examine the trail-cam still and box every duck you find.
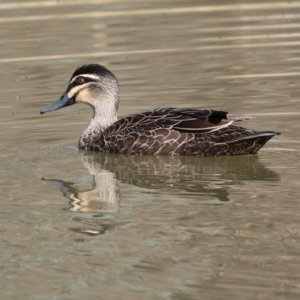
[40,64,280,156]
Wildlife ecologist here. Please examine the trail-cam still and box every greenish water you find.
[0,0,299,299]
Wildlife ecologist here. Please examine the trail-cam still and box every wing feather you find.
[105,108,238,136]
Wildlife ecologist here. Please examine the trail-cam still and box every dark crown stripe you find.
[71,64,117,81]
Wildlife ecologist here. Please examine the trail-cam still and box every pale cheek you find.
[67,85,82,99]
[76,89,94,105]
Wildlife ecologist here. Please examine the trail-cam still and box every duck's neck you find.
[79,102,118,150]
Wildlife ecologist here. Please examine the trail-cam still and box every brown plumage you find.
[40,64,280,156]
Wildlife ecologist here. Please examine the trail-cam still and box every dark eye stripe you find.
[66,77,97,93]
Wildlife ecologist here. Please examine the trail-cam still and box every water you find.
[0,0,299,299]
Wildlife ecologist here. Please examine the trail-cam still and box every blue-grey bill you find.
[40,94,75,114]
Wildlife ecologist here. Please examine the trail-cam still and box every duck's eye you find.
[76,77,85,85]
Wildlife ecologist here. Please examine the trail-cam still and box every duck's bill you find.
[40,94,75,114]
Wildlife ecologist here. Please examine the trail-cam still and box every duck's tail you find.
[221,131,280,154]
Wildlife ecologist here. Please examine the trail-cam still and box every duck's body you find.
[41,64,279,156]
[79,107,277,155]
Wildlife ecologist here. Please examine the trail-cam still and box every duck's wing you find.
[99,108,278,155]
[107,108,248,135]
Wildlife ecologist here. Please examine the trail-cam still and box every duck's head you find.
[40,64,120,115]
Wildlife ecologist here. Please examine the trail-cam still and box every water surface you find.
[0,1,299,299]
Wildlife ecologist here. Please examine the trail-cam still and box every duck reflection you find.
[43,153,279,213]
[42,156,120,213]
[42,154,279,235]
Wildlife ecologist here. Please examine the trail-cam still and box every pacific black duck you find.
[40,64,280,155]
